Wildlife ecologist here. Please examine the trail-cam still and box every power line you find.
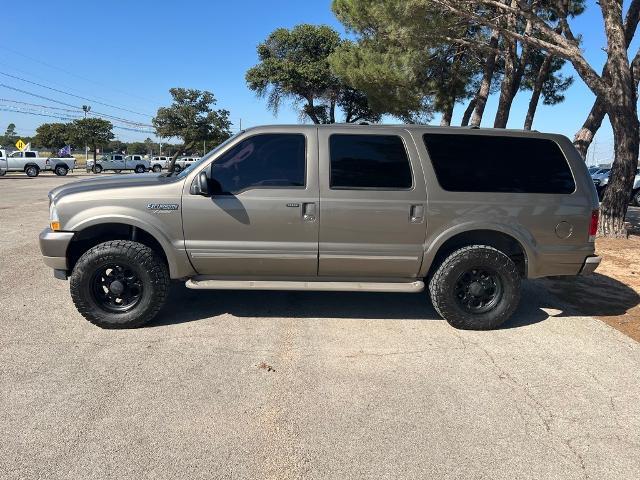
[0,85,155,128]
[0,46,165,106]
[0,71,153,117]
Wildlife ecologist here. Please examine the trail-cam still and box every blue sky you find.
[0,0,629,165]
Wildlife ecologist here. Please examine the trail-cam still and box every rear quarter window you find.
[423,133,575,194]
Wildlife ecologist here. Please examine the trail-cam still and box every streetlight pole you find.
[82,105,91,163]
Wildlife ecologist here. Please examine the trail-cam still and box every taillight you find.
[589,209,599,241]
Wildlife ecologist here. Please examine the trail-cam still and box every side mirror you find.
[190,171,210,196]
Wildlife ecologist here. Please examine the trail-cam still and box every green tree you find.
[3,123,18,146]
[521,51,573,130]
[69,118,115,161]
[246,24,380,124]
[153,88,232,171]
[127,142,148,155]
[331,0,480,124]
[144,137,155,155]
[108,140,127,153]
[34,123,72,152]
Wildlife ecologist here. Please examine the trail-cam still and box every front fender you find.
[64,206,194,279]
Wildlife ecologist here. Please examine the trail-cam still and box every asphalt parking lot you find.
[1,172,639,479]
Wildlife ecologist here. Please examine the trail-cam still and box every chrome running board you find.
[185,279,424,293]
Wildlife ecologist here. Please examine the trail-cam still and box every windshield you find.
[174,133,241,178]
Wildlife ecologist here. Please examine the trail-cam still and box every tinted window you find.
[210,134,305,194]
[423,134,575,194]
[25,151,36,158]
[329,134,412,189]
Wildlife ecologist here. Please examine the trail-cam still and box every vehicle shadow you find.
[538,273,640,318]
[149,281,552,329]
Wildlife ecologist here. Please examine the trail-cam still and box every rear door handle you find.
[410,204,424,223]
[303,202,316,222]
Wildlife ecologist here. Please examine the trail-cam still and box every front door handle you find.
[303,202,316,222]
[410,204,424,224]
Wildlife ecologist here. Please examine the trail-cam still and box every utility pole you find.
[82,105,91,163]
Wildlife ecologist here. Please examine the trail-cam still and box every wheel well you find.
[67,223,169,273]
[24,163,39,171]
[427,230,527,278]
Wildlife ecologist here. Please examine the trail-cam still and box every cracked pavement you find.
[1,174,639,479]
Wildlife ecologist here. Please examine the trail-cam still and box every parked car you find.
[173,156,200,173]
[41,125,600,330]
[150,156,171,172]
[0,149,7,176]
[3,150,75,177]
[630,170,640,206]
[90,154,150,174]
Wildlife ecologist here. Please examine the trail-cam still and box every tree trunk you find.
[93,147,97,162]
[524,55,553,130]
[461,96,477,126]
[440,99,455,126]
[600,111,640,236]
[471,30,499,127]
[573,97,607,160]
[168,140,194,173]
[494,2,519,128]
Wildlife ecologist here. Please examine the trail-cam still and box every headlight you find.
[49,203,60,231]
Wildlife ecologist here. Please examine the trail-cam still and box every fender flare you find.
[68,214,191,278]
[419,222,537,278]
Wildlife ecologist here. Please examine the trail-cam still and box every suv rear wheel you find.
[428,245,521,330]
[70,240,170,328]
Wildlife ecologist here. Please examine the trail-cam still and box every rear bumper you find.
[579,255,601,275]
[39,228,74,274]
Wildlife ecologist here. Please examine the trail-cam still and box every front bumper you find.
[39,228,74,272]
[579,255,601,275]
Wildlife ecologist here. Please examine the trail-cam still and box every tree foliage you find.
[246,24,380,124]
[69,118,114,161]
[153,88,232,169]
[154,88,231,148]
[34,123,72,150]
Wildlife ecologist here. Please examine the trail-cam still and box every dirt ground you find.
[541,233,640,342]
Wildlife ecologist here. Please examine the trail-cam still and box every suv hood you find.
[49,174,183,203]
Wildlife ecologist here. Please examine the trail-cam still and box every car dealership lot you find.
[1,174,639,479]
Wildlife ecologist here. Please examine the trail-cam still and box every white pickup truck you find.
[0,149,7,176]
[89,154,151,174]
[0,150,75,177]
[173,156,201,173]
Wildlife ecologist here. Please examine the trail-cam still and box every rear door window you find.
[329,134,412,189]
[423,134,575,194]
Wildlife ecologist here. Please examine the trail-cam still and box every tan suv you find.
[40,125,600,330]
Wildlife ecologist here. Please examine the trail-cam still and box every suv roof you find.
[242,124,545,136]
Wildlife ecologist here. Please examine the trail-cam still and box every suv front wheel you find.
[428,245,521,330]
[70,240,170,328]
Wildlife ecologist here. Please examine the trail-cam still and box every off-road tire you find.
[428,245,521,330]
[70,240,170,329]
[25,165,39,177]
[152,164,162,173]
[54,165,68,176]
[134,165,145,173]
[93,165,103,174]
